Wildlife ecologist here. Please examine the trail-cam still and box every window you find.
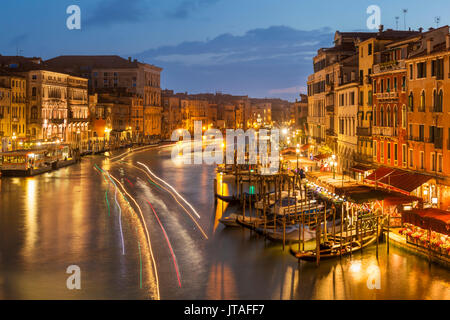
[438,154,443,172]
[419,124,424,141]
[368,43,373,55]
[32,87,36,97]
[417,62,427,78]
[380,141,384,159]
[431,153,436,171]
[387,142,391,160]
[373,106,377,126]
[387,79,391,92]
[409,149,413,167]
[402,76,406,91]
[419,91,425,112]
[433,90,443,112]
[402,144,407,167]
[409,64,413,80]
[394,143,398,161]
[368,91,373,105]
[31,106,38,120]
[402,105,407,128]
[393,106,398,127]
[381,79,384,93]
[408,92,414,112]
[394,78,397,91]
[420,151,424,169]
[373,140,377,157]
[373,80,377,93]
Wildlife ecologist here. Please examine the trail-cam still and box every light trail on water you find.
[146,200,182,288]
[108,173,161,300]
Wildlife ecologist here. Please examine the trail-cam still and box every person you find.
[299,168,305,180]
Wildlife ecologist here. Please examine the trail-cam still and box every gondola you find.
[219,213,241,227]
[290,231,379,262]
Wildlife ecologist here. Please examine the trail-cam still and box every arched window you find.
[420,91,425,112]
[408,92,414,112]
[393,105,398,128]
[373,106,377,126]
[387,106,391,127]
[31,106,38,120]
[380,107,384,126]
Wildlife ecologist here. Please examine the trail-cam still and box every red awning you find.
[313,153,331,161]
[364,167,431,195]
[402,208,450,235]
[300,144,311,151]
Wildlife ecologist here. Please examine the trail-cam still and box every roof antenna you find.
[402,9,408,30]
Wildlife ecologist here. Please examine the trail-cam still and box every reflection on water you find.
[23,178,37,259]
[0,146,449,300]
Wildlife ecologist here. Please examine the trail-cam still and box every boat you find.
[215,194,237,203]
[254,189,309,210]
[236,215,267,230]
[256,219,342,243]
[219,213,241,227]
[290,231,379,261]
[48,144,78,169]
[270,197,324,217]
[0,149,52,176]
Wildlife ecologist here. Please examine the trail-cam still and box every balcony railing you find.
[374,91,399,100]
[356,127,372,136]
[373,60,406,74]
[428,106,443,113]
[372,126,397,137]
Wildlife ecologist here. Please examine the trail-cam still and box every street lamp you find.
[332,161,337,179]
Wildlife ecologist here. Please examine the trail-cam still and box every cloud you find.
[166,0,221,19]
[269,86,307,95]
[85,0,149,27]
[135,25,333,100]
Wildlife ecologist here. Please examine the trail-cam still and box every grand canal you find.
[0,145,449,299]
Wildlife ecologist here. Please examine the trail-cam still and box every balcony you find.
[374,91,399,100]
[326,129,336,137]
[372,126,397,137]
[356,127,372,136]
[428,106,443,113]
[408,135,424,142]
[373,60,406,74]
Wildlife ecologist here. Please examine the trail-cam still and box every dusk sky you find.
[1,0,449,100]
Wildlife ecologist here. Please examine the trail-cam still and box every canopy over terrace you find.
[307,172,422,208]
[402,208,450,235]
[364,166,432,195]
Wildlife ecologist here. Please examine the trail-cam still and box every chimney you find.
[378,25,384,33]
[446,34,450,50]
[128,57,132,62]
[419,27,423,33]
[427,38,433,54]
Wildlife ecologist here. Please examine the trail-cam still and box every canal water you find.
[0,145,449,299]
